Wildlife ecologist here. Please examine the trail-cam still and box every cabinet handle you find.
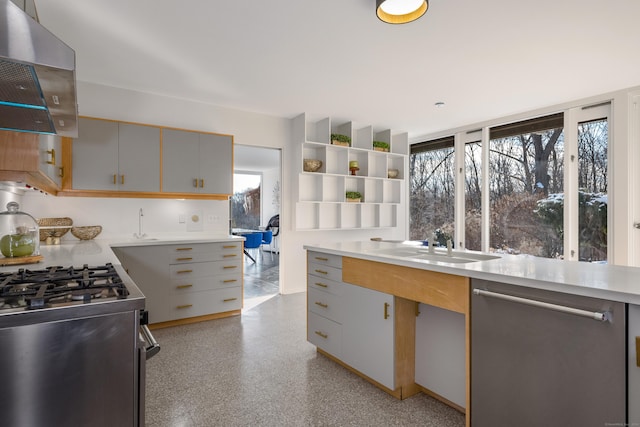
[314,269,328,275]
[58,167,64,178]
[223,254,237,258]
[176,257,193,261]
[314,331,328,339]
[223,265,237,269]
[46,148,56,165]
[223,297,237,302]
[314,301,328,308]
[120,174,124,185]
[176,269,193,274]
[193,178,198,188]
[636,337,640,367]
[113,174,117,185]
[223,245,238,249]
[314,256,329,261]
[384,302,390,320]
[415,301,420,317]
[199,179,204,188]
[223,279,237,283]
[176,284,193,289]
[176,247,193,251]
[177,304,193,309]
[314,282,328,288]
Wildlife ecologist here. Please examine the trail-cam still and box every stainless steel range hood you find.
[0,0,78,137]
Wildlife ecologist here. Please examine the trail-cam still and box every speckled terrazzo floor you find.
[145,292,465,427]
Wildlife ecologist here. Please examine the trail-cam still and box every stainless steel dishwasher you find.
[471,279,626,427]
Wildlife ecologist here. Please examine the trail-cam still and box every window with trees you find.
[410,105,609,262]
[409,137,455,244]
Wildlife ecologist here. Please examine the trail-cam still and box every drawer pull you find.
[176,269,193,274]
[176,247,193,251]
[223,265,237,269]
[384,302,390,320]
[314,269,328,275]
[176,284,193,289]
[314,331,328,339]
[177,304,193,309]
[223,245,238,249]
[223,279,238,283]
[314,282,328,288]
[223,297,238,302]
[636,337,640,367]
[176,257,193,261]
[223,254,237,258]
[314,301,328,308]
[315,256,329,261]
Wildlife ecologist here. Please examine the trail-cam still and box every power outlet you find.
[178,214,186,224]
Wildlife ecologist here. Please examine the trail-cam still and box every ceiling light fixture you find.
[376,0,428,24]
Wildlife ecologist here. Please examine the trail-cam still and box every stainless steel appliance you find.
[0,263,159,427]
[0,0,78,136]
[471,279,626,427]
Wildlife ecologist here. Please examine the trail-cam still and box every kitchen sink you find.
[372,247,501,264]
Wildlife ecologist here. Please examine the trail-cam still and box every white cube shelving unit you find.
[294,113,408,231]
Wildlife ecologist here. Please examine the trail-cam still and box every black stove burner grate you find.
[0,263,129,310]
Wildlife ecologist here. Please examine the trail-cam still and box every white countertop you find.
[304,240,640,305]
[0,234,243,273]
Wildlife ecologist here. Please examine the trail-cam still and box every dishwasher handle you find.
[140,324,161,360]
[473,288,611,322]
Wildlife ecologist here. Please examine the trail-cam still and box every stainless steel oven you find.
[0,263,159,427]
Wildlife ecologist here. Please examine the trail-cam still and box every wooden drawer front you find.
[307,274,345,296]
[168,287,242,319]
[308,286,344,323]
[308,251,342,269]
[308,311,342,358]
[169,260,242,279]
[308,262,342,283]
[171,273,242,294]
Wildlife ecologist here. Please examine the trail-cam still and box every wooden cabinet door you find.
[118,123,160,192]
[342,284,395,390]
[38,134,62,187]
[72,118,119,190]
[161,128,200,194]
[198,133,232,195]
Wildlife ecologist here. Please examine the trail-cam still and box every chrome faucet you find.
[134,208,146,239]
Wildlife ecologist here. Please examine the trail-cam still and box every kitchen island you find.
[304,240,640,427]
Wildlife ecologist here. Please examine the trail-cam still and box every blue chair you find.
[261,230,273,260]
[243,232,262,263]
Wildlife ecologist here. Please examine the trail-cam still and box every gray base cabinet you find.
[306,251,395,390]
[113,241,243,324]
[471,279,626,427]
[415,303,465,408]
[630,304,640,424]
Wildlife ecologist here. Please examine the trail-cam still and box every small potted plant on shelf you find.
[331,133,351,147]
[373,141,390,152]
[346,191,362,202]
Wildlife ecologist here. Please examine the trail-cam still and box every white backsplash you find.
[12,191,230,240]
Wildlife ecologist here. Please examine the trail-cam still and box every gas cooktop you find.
[0,263,129,311]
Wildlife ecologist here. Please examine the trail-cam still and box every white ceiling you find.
[36,0,640,141]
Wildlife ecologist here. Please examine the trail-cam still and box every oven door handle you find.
[140,325,161,360]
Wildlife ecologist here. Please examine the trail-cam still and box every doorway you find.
[233,144,281,310]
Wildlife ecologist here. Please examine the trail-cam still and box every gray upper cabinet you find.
[72,118,160,192]
[162,129,232,195]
